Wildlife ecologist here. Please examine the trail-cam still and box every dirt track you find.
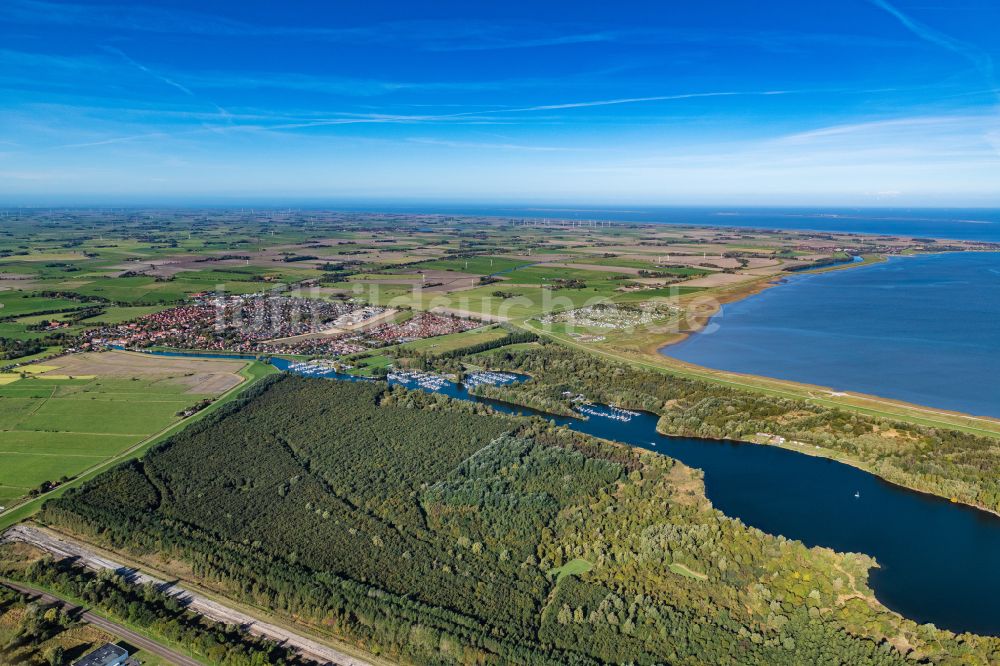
[4,525,374,666]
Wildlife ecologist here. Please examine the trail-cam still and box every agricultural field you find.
[64,274,264,304]
[0,351,247,507]
[0,293,89,318]
[75,305,167,324]
[414,256,533,275]
[496,265,627,285]
[399,324,509,354]
[572,255,712,274]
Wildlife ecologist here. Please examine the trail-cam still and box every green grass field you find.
[669,562,708,580]
[414,256,532,275]
[0,293,89,319]
[345,353,394,376]
[63,276,269,304]
[398,325,507,354]
[0,376,214,506]
[583,257,711,275]
[77,305,166,324]
[610,285,705,302]
[366,283,626,320]
[500,265,625,284]
[0,360,275,529]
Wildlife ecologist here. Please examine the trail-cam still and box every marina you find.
[574,403,637,422]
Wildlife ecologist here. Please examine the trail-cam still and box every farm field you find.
[0,293,90,318]
[398,324,508,354]
[414,256,533,275]
[76,305,168,324]
[0,351,248,507]
[581,256,712,274]
[496,265,626,285]
[365,283,626,320]
[64,275,265,304]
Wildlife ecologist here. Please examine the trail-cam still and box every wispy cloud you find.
[869,0,994,79]
[774,115,975,143]
[100,46,194,97]
[408,137,579,152]
[504,91,759,112]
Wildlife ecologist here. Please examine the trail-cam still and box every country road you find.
[3,580,202,666]
[4,525,374,666]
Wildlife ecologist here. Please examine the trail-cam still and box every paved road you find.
[4,525,374,666]
[2,580,202,666]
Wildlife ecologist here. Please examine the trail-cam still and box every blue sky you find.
[1,0,999,205]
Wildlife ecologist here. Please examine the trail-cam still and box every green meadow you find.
[398,325,507,354]
[414,256,533,275]
[611,285,706,302]
[63,275,264,304]
[77,305,167,324]
[500,265,626,284]
[548,558,593,582]
[0,293,90,318]
[583,256,712,275]
[0,376,212,506]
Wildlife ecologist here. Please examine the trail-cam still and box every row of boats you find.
[285,361,347,378]
[285,362,522,394]
[575,404,641,422]
[461,370,521,389]
[386,369,450,390]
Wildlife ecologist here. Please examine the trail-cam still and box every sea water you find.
[664,252,1000,418]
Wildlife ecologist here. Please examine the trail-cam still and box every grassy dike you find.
[0,360,279,531]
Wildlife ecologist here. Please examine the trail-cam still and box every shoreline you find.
[631,249,1000,515]
[652,251,1000,423]
[654,418,1000,521]
[654,253,887,353]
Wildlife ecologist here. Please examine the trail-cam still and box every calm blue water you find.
[664,252,1000,418]
[136,351,1000,634]
[325,204,1000,242]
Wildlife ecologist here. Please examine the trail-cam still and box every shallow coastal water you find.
[663,251,1000,418]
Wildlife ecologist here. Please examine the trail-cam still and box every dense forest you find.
[37,375,1000,664]
[467,343,1000,513]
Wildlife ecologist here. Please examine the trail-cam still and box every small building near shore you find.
[73,643,129,666]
